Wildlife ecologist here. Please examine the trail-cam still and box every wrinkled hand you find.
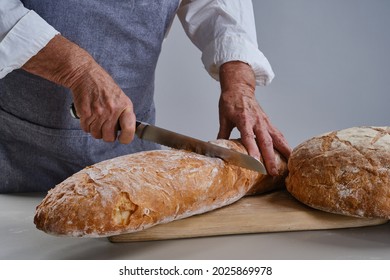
[69,60,135,144]
[22,35,136,144]
[218,61,291,176]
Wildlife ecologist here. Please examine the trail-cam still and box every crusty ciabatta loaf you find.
[286,126,390,219]
[34,139,287,237]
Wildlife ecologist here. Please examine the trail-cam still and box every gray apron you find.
[0,0,180,192]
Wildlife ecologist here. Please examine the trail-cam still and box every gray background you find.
[2,1,390,261]
[155,0,390,149]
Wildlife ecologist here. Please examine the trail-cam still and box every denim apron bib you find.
[0,0,179,192]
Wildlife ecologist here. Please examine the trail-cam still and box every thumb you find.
[118,107,136,144]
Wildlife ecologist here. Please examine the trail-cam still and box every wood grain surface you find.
[108,190,388,242]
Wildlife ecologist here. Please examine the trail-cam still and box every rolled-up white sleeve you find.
[177,0,274,86]
[0,0,59,78]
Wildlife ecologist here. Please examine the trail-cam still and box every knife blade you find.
[69,103,266,173]
[135,121,266,173]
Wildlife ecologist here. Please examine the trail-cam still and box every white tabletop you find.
[1,192,390,260]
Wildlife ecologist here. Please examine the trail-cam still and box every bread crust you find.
[286,126,390,219]
[34,139,287,237]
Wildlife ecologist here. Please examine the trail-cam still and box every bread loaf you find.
[34,139,287,237]
[286,126,390,219]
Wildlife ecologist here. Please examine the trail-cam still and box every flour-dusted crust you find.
[34,139,287,237]
[286,126,390,219]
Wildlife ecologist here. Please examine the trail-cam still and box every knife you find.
[70,103,266,173]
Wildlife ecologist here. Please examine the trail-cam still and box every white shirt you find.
[0,0,274,86]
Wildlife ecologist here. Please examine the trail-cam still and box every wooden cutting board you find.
[108,190,388,242]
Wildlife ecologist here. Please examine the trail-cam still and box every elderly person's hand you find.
[22,35,136,144]
[218,61,291,176]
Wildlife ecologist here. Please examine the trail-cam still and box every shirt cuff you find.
[0,10,59,78]
[201,35,275,86]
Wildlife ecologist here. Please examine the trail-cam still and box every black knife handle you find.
[69,103,79,119]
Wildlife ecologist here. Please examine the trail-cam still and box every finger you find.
[217,119,234,139]
[118,107,136,144]
[270,129,292,160]
[101,118,117,142]
[239,130,260,160]
[88,118,103,139]
[86,104,105,139]
[254,127,278,176]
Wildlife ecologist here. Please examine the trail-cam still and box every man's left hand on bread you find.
[218,61,292,176]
